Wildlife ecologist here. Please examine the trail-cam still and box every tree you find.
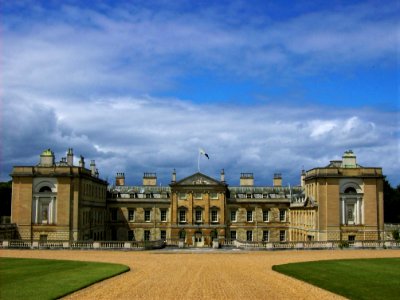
[0,181,12,219]
[383,179,400,223]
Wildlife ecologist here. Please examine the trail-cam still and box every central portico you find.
[170,171,228,247]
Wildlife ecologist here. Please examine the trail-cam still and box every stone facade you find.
[11,149,108,241]
[10,149,384,245]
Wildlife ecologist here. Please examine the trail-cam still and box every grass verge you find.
[272,258,400,300]
[0,257,129,300]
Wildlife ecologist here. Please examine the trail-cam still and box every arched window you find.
[344,187,357,194]
[39,186,52,193]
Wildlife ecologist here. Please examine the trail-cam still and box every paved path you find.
[1,249,399,299]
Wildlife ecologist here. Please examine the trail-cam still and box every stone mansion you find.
[10,149,384,246]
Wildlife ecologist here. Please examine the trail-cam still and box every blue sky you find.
[1,0,399,186]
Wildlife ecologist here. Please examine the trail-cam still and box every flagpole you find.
[198,150,200,172]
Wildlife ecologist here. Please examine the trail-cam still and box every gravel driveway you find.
[1,248,399,299]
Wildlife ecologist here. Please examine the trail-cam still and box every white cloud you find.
[2,95,398,185]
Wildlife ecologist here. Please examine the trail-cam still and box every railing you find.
[231,239,400,250]
[1,239,399,251]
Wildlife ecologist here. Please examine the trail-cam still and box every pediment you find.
[173,172,222,186]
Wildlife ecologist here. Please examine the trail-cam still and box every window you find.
[247,210,253,222]
[230,230,237,240]
[195,210,202,222]
[179,193,187,200]
[111,209,117,221]
[179,210,186,223]
[39,235,48,243]
[348,235,356,245]
[263,230,269,242]
[194,193,202,199]
[246,194,252,199]
[128,230,135,241]
[145,193,152,199]
[279,210,286,222]
[211,210,218,223]
[279,230,286,242]
[230,210,237,222]
[160,230,166,241]
[246,230,253,241]
[160,209,167,222]
[128,209,135,221]
[144,230,150,241]
[144,210,151,222]
[263,210,269,222]
[210,193,218,199]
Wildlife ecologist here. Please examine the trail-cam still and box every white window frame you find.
[144,209,151,222]
[279,210,286,222]
[263,210,269,222]
[279,230,286,242]
[128,209,135,222]
[193,193,202,199]
[179,210,186,223]
[246,230,253,241]
[263,230,269,242]
[230,210,237,222]
[210,193,218,200]
[195,210,202,222]
[211,210,218,223]
[160,209,167,222]
[247,210,253,222]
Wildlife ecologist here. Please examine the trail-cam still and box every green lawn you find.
[272,258,400,300]
[0,257,129,300]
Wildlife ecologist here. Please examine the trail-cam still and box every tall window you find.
[263,230,269,242]
[230,230,237,240]
[160,230,166,241]
[128,209,135,221]
[279,230,286,242]
[279,210,286,222]
[160,209,167,222]
[195,210,202,222]
[144,209,151,222]
[144,230,150,241]
[111,209,117,221]
[230,210,237,222]
[211,210,218,223]
[263,210,269,222]
[179,210,186,223]
[128,230,135,241]
[247,210,253,222]
[246,230,253,241]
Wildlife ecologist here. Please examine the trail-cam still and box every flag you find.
[199,148,209,159]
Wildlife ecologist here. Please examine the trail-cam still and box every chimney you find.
[341,150,357,168]
[300,169,306,188]
[116,173,125,186]
[143,173,157,186]
[240,173,254,186]
[39,149,55,166]
[172,169,176,183]
[67,148,74,166]
[90,160,96,176]
[79,156,85,168]
[273,173,282,187]
[220,169,225,182]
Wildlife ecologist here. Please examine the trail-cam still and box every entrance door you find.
[193,231,204,247]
